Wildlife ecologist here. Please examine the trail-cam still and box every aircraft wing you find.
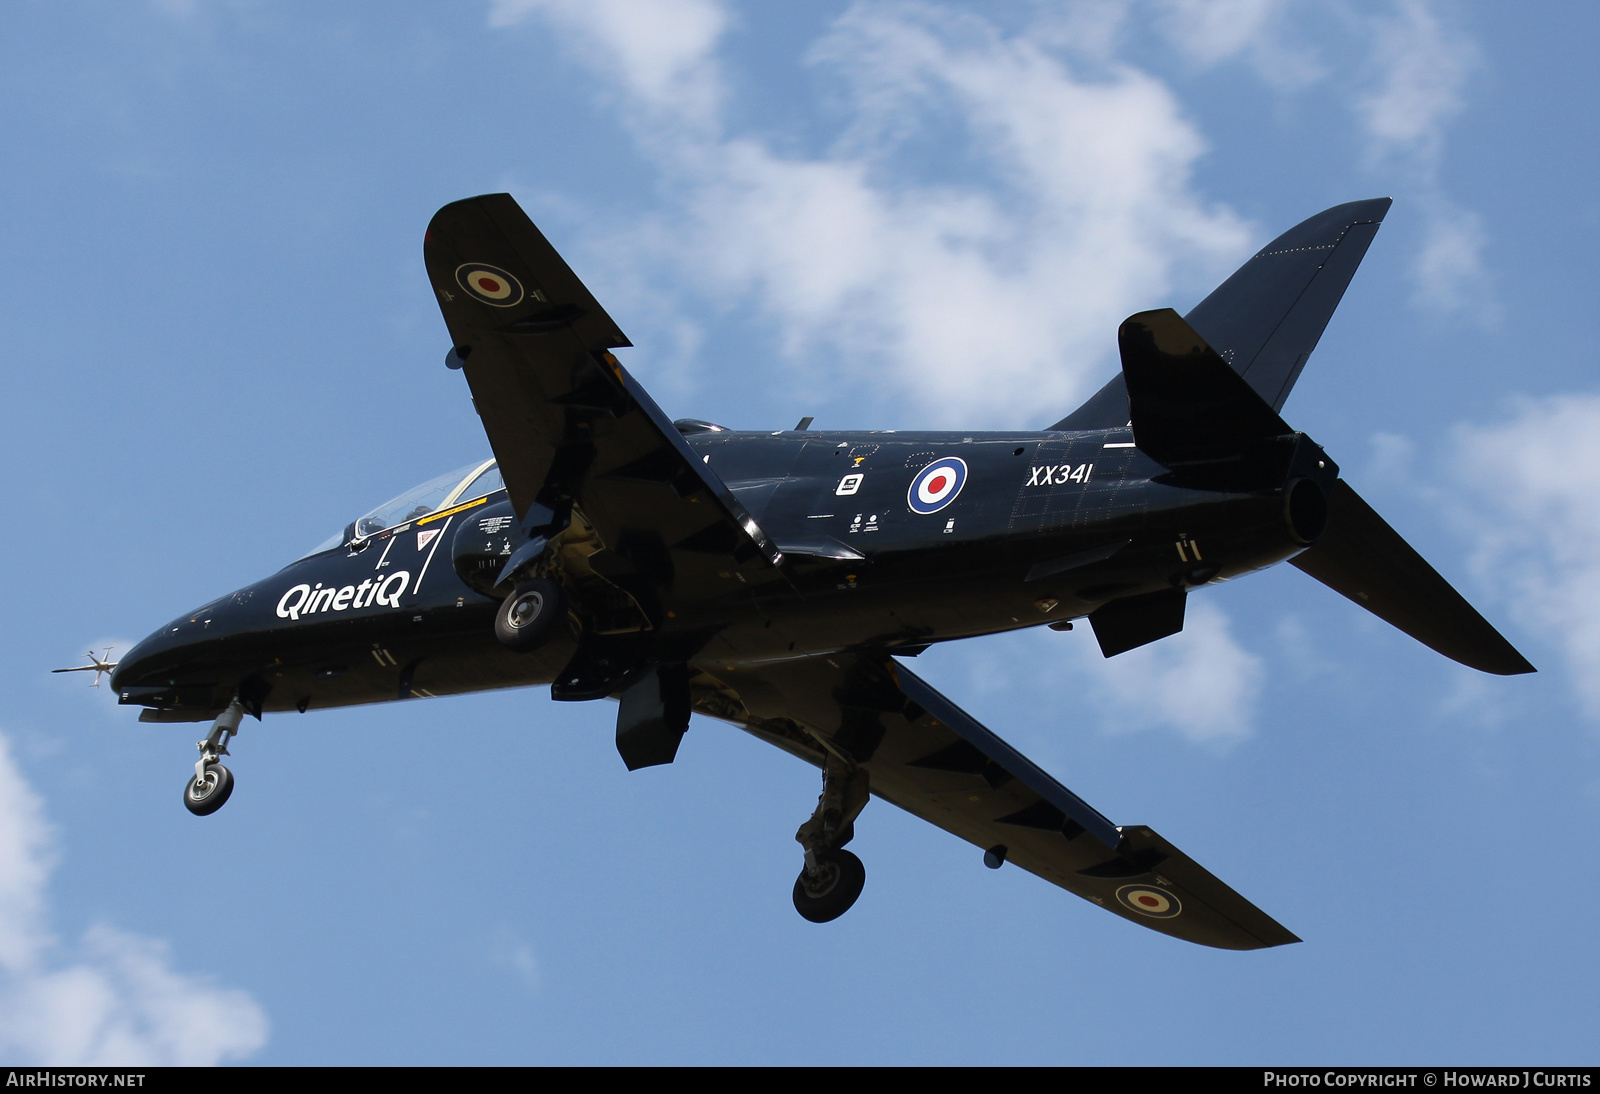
[710,653,1299,950]
[423,194,786,624]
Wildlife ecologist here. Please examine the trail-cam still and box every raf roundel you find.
[907,457,968,515]
[1115,885,1182,919]
[455,263,525,308]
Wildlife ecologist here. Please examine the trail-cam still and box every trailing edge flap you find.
[424,195,788,621]
[1050,198,1389,431]
[711,653,1298,949]
[1119,308,1289,467]
[1290,480,1535,676]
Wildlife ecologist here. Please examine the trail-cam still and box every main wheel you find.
[494,578,564,651]
[183,764,234,816]
[792,849,866,923]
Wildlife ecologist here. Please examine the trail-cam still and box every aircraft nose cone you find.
[109,592,237,694]
[108,626,176,692]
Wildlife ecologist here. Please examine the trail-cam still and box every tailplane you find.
[1290,482,1535,675]
[1091,308,1534,676]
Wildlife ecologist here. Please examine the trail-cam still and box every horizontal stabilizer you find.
[1290,480,1535,675]
[1118,308,1289,467]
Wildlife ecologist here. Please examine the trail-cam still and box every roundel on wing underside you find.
[455,263,525,307]
[1115,884,1182,919]
[907,457,968,515]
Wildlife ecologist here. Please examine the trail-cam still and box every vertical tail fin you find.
[1049,198,1391,431]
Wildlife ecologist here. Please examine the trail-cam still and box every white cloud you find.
[936,597,1263,747]
[1355,0,1477,166]
[0,734,268,1065]
[490,927,540,992]
[1347,0,1488,315]
[1154,0,1488,318]
[1150,0,1323,88]
[1155,0,1279,64]
[0,737,52,974]
[1450,395,1600,715]
[489,0,728,127]
[1411,198,1492,316]
[497,0,1253,426]
[1082,598,1263,744]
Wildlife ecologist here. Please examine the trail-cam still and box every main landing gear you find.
[792,756,870,923]
[183,698,243,816]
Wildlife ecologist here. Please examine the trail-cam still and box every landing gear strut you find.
[184,699,242,816]
[792,755,869,923]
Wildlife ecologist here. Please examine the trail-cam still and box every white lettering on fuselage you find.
[276,571,410,621]
[1025,464,1094,487]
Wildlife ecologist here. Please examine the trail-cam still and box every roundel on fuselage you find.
[907,457,968,515]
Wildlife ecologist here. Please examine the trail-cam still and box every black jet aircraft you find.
[103,194,1533,949]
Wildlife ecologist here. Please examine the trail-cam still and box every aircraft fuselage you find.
[112,425,1313,722]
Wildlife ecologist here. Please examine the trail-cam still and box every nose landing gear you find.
[792,756,870,923]
[183,699,243,816]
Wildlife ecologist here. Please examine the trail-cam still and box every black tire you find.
[183,764,234,816]
[792,849,866,923]
[494,578,564,651]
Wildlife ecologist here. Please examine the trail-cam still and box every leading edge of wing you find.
[715,653,1299,950]
[423,194,786,587]
[889,664,1120,848]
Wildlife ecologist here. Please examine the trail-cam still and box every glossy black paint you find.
[103,193,1533,950]
[112,424,1313,720]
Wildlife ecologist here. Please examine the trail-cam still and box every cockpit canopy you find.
[301,459,505,558]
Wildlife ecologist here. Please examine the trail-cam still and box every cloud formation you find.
[1355,0,1477,167]
[496,0,1252,427]
[1451,396,1600,716]
[1080,597,1264,744]
[1151,0,1323,88]
[1155,0,1487,316]
[1354,0,1488,314]
[950,597,1264,747]
[0,735,268,1065]
[497,0,1492,416]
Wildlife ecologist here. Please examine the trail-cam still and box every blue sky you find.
[4,0,1598,1065]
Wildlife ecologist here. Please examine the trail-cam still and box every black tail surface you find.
[1052,198,1391,432]
[1290,481,1535,676]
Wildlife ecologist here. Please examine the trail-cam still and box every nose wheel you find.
[184,764,234,816]
[183,699,243,817]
